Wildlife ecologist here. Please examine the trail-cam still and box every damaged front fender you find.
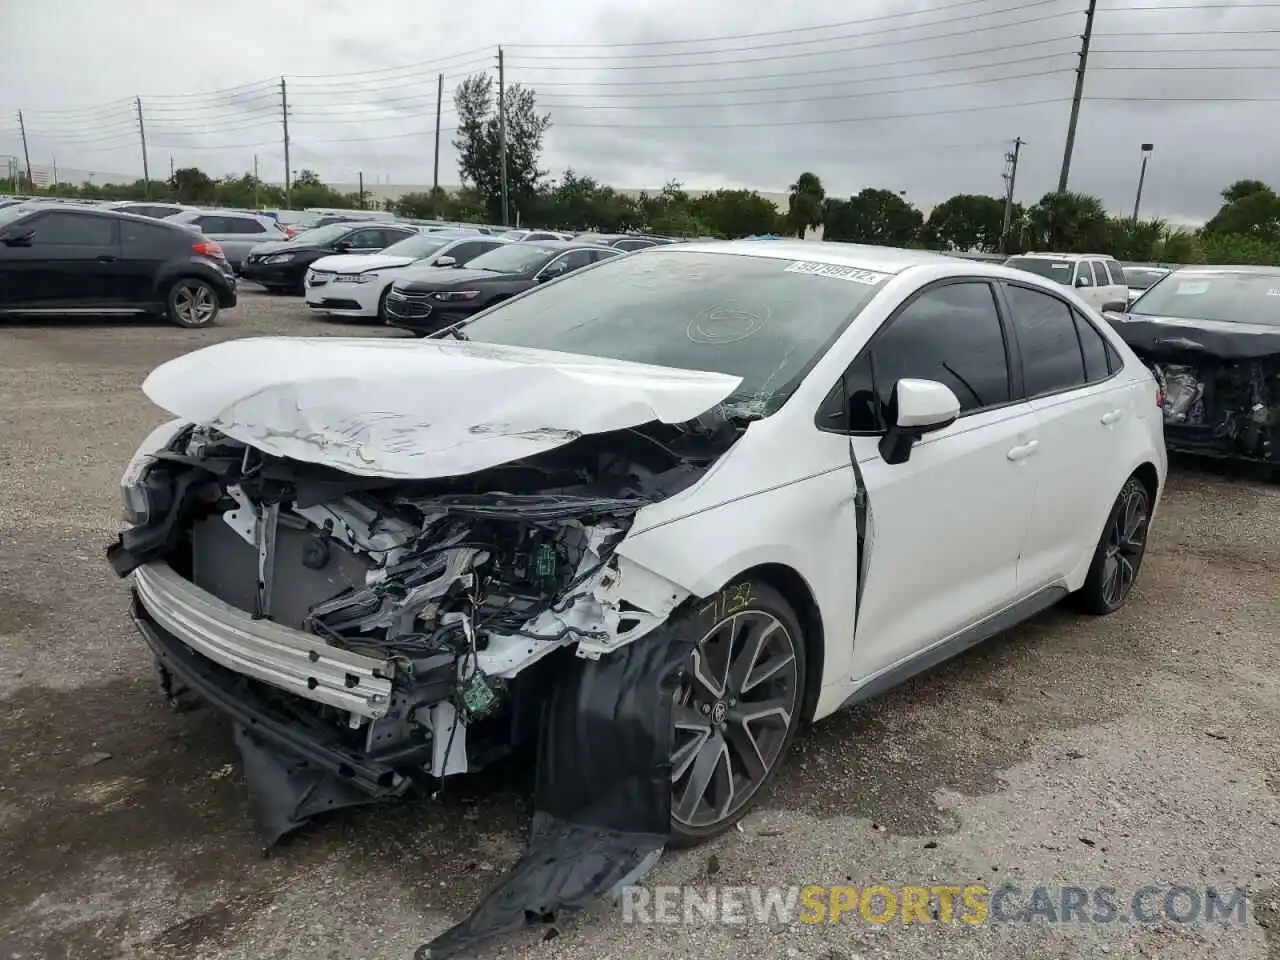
[415,613,696,960]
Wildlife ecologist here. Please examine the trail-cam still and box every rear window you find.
[1005,257,1074,286]
[1124,267,1168,291]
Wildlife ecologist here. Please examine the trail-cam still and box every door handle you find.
[1100,409,1124,425]
[1007,439,1039,461]
[95,255,117,262]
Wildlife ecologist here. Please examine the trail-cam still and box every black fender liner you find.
[414,626,695,959]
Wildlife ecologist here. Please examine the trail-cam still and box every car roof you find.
[1011,251,1117,260]
[14,204,187,228]
[655,238,958,274]
[511,239,609,252]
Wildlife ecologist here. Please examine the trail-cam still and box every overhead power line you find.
[508,9,1080,64]
[537,67,1074,111]
[552,96,1072,130]
[522,37,1080,87]
[509,0,1069,50]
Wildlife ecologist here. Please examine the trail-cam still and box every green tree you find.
[1202,181,1280,242]
[1024,191,1111,252]
[925,194,1010,252]
[1220,179,1270,204]
[691,189,781,238]
[536,169,640,231]
[169,167,216,204]
[1106,217,1167,262]
[1199,231,1280,265]
[1153,228,1203,264]
[822,188,923,246]
[786,172,825,238]
[453,72,551,224]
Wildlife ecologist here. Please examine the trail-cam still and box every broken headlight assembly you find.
[119,419,190,525]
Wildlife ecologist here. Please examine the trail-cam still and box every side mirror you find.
[1,229,33,247]
[332,240,351,252]
[1101,300,1128,313]
[1074,275,1091,288]
[434,255,457,267]
[878,378,960,465]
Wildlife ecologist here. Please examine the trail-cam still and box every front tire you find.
[668,579,806,847]
[166,278,220,328]
[1073,476,1152,615]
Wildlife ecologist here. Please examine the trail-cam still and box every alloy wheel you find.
[671,610,800,829]
[173,282,216,326]
[1101,483,1149,608]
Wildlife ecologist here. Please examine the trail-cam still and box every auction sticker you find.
[785,261,889,285]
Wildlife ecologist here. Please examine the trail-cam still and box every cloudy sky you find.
[1,0,1276,223]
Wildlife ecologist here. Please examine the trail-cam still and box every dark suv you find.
[0,205,237,327]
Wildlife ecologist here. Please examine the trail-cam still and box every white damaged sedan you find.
[109,239,1166,955]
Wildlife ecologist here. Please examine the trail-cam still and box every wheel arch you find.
[731,562,826,724]
[1132,460,1160,504]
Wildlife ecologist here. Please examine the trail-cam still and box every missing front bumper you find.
[133,561,394,718]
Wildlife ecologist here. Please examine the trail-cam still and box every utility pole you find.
[169,154,174,180]
[135,96,151,199]
[1132,143,1154,221]
[280,77,292,208]
[497,46,509,226]
[1057,0,1097,193]
[16,111,32,187]
[432,72,443,213]
[358,171,365,209]
[1001,137,1024,253]
[253,154,260,208]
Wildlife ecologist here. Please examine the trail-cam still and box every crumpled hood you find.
[1106,311,1280,360]
[310,253,415,274]
[142,337,743,479]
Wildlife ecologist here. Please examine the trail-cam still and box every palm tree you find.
[787,172,826,239]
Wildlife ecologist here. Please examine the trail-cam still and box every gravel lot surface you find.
[0,289,1277,960]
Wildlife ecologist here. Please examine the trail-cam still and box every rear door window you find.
[1004,257,1074,286]
[1004,284,1089,396]
[1073,309,1112,383]
[226,217,266,234]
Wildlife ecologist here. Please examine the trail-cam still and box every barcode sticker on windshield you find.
[1174,280,1210,295]
[785,261,889,285]
[1266,288,1280,297]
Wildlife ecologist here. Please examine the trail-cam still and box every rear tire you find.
[1073,475,1152,615]
[166,278,220,328]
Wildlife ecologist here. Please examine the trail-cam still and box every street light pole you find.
[1132,143,1153,221]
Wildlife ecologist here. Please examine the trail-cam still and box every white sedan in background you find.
[304,232,511,321]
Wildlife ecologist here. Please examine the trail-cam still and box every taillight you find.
[1156,386,1164,409]
[283,226,298,239]
[193,240,225,259]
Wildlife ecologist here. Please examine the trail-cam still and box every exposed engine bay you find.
[1154,359,1279,464]
[108,411,744,958]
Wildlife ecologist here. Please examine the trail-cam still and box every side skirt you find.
[840,583,1069,709]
